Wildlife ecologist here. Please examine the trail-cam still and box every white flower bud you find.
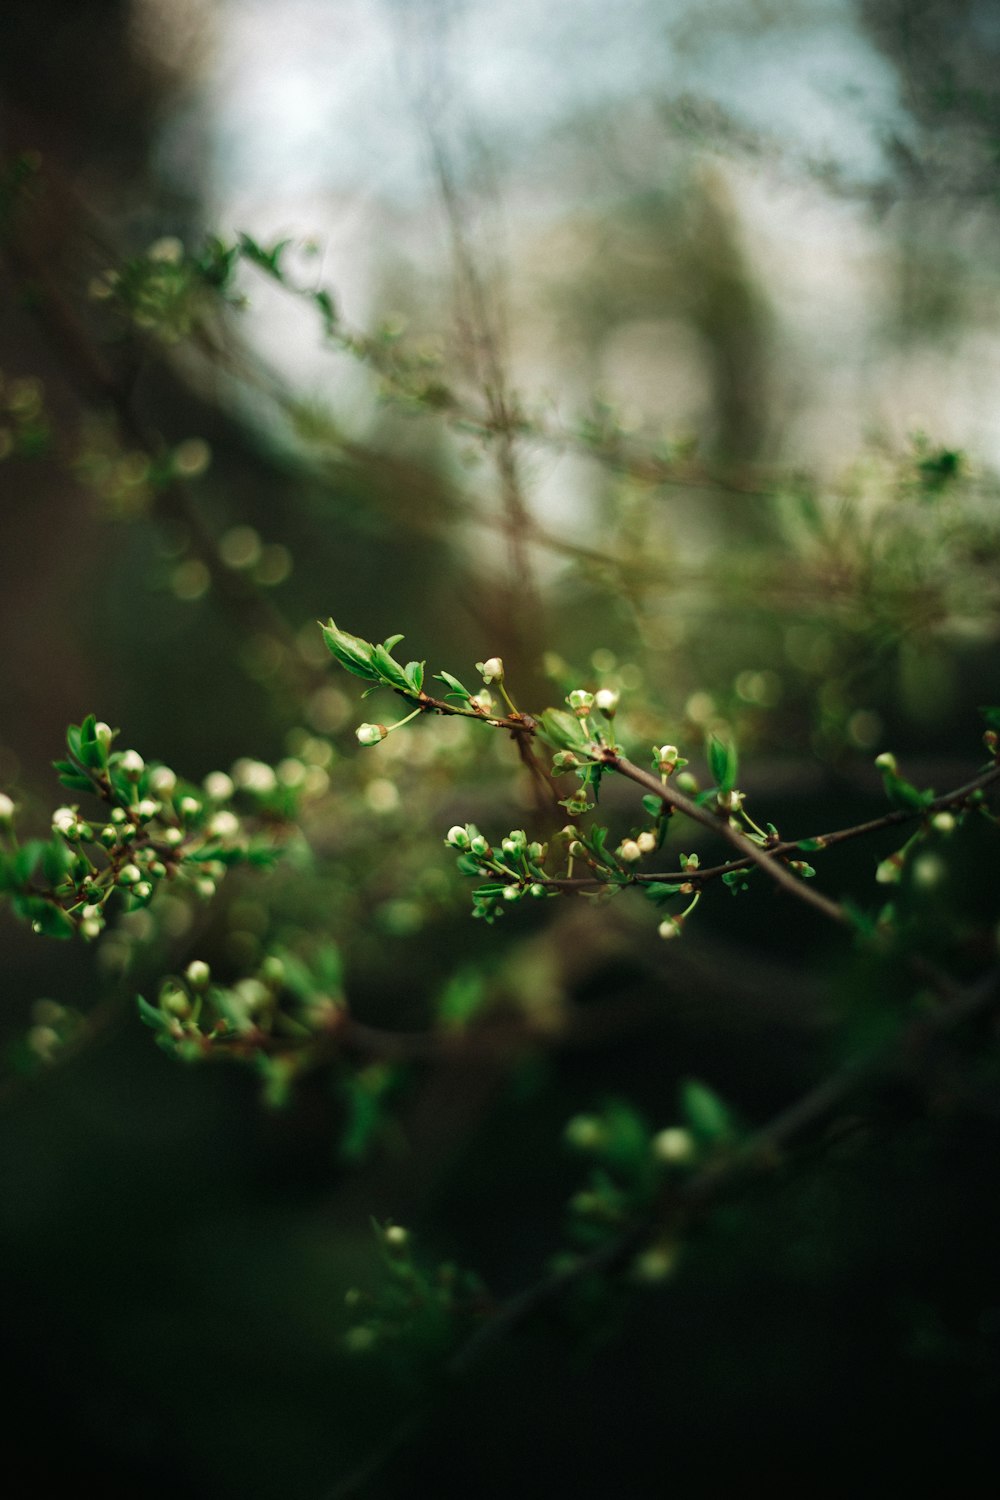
[636,831,657,854]
[194,877,216,900]
[469,835,490,857]
[618,839,642,863]
[119,750,145,780]
[652,1127,695,1164]
[118,864,143,885]
[162,827,184,847]
[875,855,903,885]
[148,766,176,796]
[874,752,897,773]
[52,806,78,837]
[179,796,202,819]
[931,811,956,834]
[80,918,103,941]
[93,722,113,750]
[203,772,234,801]
[658,917,682,941]
[136,799,161,821]
[208,810,240,839]
[594,688,619,716]
[185,959,211,988]
[147,235,184,264]
[478,657,504,684]
[658,745,679,764]
[567,689,594,716]
[0,792,15,822]
[356,723,388,747]
[233,758,277,794]
[133,881,153,901]
[383,1224,409,1249]
[446,825,471,848]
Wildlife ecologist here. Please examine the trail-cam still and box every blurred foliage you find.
[2,1,1000,1496]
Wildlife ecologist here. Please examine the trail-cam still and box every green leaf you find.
[681,1079,732,1142]
[980,706,1000,731]
[433,670,472,701]
[403,660,425,694]
[642,793,664,818]
[137,994,170,1031]
[708,735,738,793]
[372,644,411,692]
[382,633,405,652]
[320,620,379,682]
[537,708,589,754]
[644,882,682,902]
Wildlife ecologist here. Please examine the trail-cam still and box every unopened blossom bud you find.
[446,825,471,849]
[658,745,679,764]
[478,657,504,684]
[208,810,240,839]
[0,792,15,823]
[594,688,619,717]
[136,798,160,821]
[179,796,201,819]
[52,806,78,837]
[93,721,113,751]
[636,831,656,854]
[502,885,521,901]
[383,1224,409,1250]
[469,834,490,857]
[652,1127,695,1164]
[203,772,234,801]
[658,917,682,941]
[162,827,184,847]
[80,918,103,941]
[618,839,642,863]
[567,689,594,717]
[356,723,387,747]
[931,811,956,834]
[99,825,118,848]
[149,766,176,796]
[119,749,145,780]
[133,881,153,901]
[185,959,211,989]
[118,864,143,886]
[874,752,897,774]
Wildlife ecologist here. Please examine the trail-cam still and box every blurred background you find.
[2,1,1000,1494]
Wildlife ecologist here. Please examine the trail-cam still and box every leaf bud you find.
[355,723,388,747]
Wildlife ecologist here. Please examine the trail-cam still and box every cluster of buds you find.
[616,831,657,863]
[446,822,552,922]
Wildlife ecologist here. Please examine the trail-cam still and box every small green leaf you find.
[372,644,411,692]
[137,994,170,1031]
[644,882,683,902]
[537,708,589,754]
[642,793,664,818]
[681,1079,732,1142]
[403,660,425,694]
[320,620,379,682]
[434,670,472,701]
[708,735,738,793]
